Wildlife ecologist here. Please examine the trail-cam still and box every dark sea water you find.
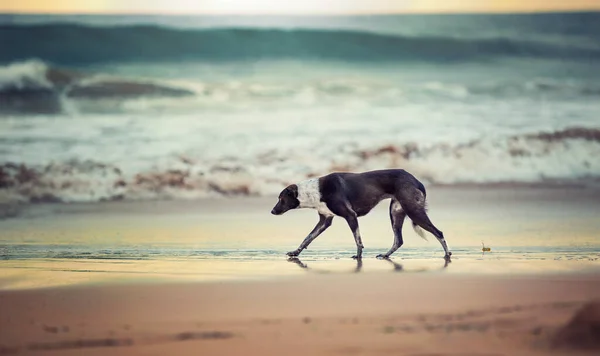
[1,12,600,204]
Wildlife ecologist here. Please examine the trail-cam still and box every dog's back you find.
[319,169,425,215]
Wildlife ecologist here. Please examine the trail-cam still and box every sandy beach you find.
[1,273,600,355]
[1,186,600,355]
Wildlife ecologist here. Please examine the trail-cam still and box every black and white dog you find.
[271,169,451,260]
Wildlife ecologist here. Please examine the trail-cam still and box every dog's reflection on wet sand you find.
[287,256,450,274]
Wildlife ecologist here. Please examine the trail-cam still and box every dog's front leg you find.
[345,214,364,259]
[287,214,333,257]
[377,199,406,259]
[327,200,363,259]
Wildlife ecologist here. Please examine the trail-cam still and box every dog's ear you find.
[286,184,298,198]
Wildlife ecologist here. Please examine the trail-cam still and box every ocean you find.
[1,12,600,205]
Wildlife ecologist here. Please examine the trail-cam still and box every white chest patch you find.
[296,178,335,217]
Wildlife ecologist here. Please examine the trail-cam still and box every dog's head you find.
[271,184,300,215]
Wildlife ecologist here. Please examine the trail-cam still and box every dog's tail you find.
[412,221,429,241]
[411,189,429,241]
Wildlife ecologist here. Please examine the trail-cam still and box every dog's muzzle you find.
[271,206,284,215]
[271,208,283,215]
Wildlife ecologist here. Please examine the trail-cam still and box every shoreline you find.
[3,183,600,218]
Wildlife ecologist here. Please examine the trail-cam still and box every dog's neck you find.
[296,178,321,209]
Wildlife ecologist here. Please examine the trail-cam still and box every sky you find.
[2,0,600,15]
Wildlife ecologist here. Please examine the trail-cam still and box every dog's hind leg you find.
[409,209,451,259]
[398,187,451,259]
[287,213,334,257]
[377,199,406,259]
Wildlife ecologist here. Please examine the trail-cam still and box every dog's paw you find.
[286,250,300,257]
[376,254,390,260]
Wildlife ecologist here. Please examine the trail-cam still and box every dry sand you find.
[1,273,600,355]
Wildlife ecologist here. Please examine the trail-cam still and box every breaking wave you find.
[2,24,600,66]
[0,60,195,114]
[1,127,599,204]
[2,59,600,115]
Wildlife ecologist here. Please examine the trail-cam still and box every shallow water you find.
[1,246,599,290]
[1,244,599,262]
[1,188,599,289]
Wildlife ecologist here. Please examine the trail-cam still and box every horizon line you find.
[2,9,600,16]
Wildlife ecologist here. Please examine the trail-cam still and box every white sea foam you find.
[2,60,600,204]
[1,127,599,204]
[0,59,52,90]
